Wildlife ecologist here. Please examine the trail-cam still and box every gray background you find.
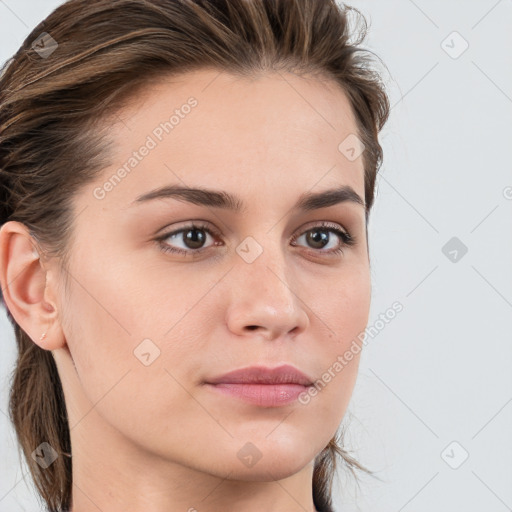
[1,1,511,511]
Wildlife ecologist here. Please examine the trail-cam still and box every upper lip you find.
[205,364,314,386]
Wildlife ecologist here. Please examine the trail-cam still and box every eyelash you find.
[156,221,356,258]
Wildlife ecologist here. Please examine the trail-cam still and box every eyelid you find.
[155,219,220,237]
[294,220,349,237]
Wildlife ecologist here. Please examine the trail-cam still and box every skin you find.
[0,69,371,512]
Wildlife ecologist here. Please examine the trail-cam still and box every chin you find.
[224,441,314,481]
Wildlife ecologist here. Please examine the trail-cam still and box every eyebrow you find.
[131,184,365,212]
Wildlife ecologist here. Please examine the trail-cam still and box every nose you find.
[225,245,309,341]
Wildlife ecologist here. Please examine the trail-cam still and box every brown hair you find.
[0,1,389,511]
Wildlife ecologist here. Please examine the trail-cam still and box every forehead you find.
[81,68,365,213]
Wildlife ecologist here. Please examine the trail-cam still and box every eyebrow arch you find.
[131,184,365,212]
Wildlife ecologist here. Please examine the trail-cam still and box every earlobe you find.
[0,220,66,350]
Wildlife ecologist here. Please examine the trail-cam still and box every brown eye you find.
[304,229,333,250]
[180,228,208,249]
[157,223,219,255]
[291,222,355,256]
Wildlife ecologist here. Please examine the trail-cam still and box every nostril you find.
[246,325,259,331]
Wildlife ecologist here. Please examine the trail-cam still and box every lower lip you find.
[205,383,311,407]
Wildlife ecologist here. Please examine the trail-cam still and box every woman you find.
[0,0,390,511]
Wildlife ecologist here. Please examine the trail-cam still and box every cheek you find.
[320,263,372,345]
[59,261,151,406]
[60,278,195,455]
[305,264,370,414]
[59,256,206,426]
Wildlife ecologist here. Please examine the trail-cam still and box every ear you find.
[0,220,66,351]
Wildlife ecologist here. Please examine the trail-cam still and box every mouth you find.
[203,364,315,407]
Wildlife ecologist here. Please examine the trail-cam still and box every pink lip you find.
[205,364,314,386]
[204,364,314,407]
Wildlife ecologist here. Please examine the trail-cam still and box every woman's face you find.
[53,68,371,481]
